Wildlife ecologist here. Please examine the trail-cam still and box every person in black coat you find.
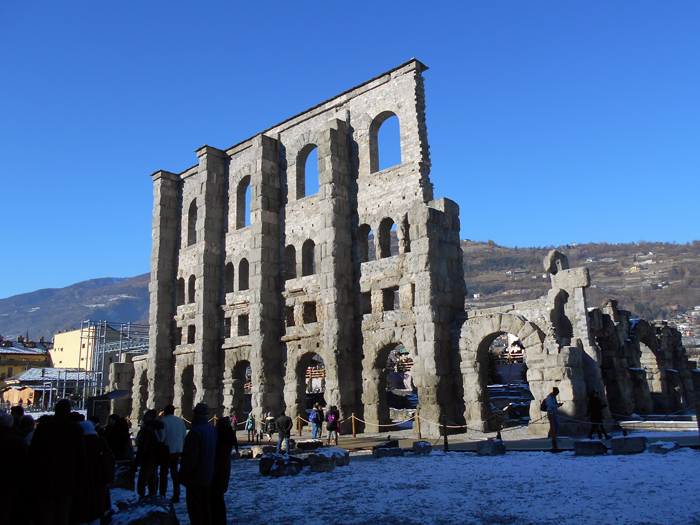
[71,420,115,525]
[135,409,165,498]
[210,417,237,525]
[0,412,28,525]
[586,390,611,439]
[29,399,86,525]
[275,409,293,454]
[180,403,218,525]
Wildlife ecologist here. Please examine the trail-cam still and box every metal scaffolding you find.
[78,320,149,395]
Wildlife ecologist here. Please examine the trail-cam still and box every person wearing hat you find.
[179,402,217,525]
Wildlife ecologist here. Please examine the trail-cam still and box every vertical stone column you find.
[146,170,181,411]
[409,198,465,433]
[316,118,359,421]
[247,134,284,419]
[192,146,228,413]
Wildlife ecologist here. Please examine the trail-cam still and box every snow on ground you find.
[167,447,700,525]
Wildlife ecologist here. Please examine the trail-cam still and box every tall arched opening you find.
[177,365,195,423]
[229,360,252,420]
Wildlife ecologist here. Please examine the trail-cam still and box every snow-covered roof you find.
[6,367,89,382]
[0,342,49,355]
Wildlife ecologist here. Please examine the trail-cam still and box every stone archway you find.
[362,342,399,429]
[459,313,545,431]
[284,350,325,422]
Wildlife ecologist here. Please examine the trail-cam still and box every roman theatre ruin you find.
[115,60,699,437]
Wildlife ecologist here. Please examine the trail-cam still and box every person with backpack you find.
[309,403,323,440]
[325,405,340,446]
[543,387,563,451]
[244,412,256,443]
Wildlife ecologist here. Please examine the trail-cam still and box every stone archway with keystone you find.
[459,312,546,432]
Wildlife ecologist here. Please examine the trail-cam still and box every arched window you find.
[188,275,196,303]
[357,224,372,263]
[236,176,251,230]
[187,325,196,344]
[378,218,397,258]
[239,258,249,291]
[369,112,401,173]
[176,278,185,306]
[187,199,198,246]
[285,245,297,281]
[296,144,320,199]
[224,262,234,294]
[302,239,315,276]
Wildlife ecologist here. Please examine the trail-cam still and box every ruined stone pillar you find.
[247,134,284,420]
[409,198,465,434]
[316,118,360,422]
[192,146,228,413]
[146,170,181,411]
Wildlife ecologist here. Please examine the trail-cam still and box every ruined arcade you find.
[126,60,698,436]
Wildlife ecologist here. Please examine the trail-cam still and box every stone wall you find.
[131,60,697,436]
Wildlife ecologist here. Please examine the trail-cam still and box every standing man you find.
[29,399,86,525]
[310,403,324,440]
[586,390,611,440]
[545,387,563,450]
[161,404,187,503]
[275,409,293,454]
[179,403,217,525]
[134,409,164,498]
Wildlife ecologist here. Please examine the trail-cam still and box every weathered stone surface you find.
[239,448,253,459]
[110,494,178,525]
[412,441,433,454]
[373,447,405,458]
[251,445,276,458]
[610,436,648,455]
[259,454,304,477]
[317,446,350,466]
[131,59,698,441]
[574,440,608,456]
[296,439,324,450]
[476,439,506,456]
[648,441,681,454]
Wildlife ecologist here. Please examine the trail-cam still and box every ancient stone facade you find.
[127,60,698,436]
[131,60,464,433]
[459,252,699,436]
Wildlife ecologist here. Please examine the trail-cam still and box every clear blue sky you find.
[1,2,698,300]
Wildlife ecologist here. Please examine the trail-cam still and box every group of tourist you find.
[132,402,238,525]
[245,403,341,450]
[0,399,120,525]
[544,386,611,450]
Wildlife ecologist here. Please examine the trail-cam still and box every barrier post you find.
[298,415,302,436]
[352,413,356,438]
[416,407,421,439]
[442,415,449,452]
[212,414,217,426]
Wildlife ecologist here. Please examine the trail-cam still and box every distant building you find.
[1,367,90,409]
[0,338,51,389]
[52,324,121,373]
